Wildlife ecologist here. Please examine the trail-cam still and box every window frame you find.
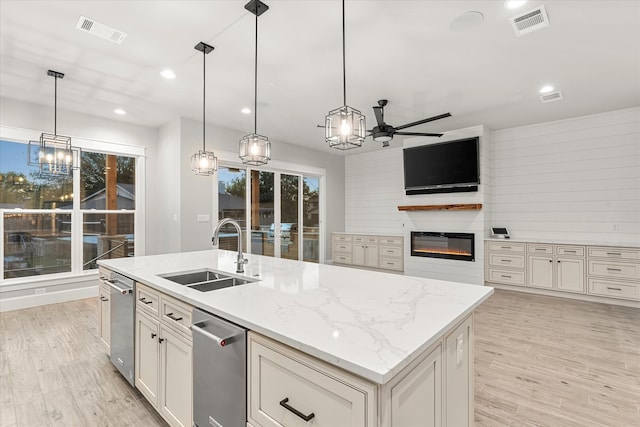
[0,125,146,285]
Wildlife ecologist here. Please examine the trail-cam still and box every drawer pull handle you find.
[535,248,546,251]
[165,312,183,322]
[151,333,157,339]
[501,259,512,263]
[607,287,622,291]
[606,268,622,272]
[279,398,315,422]
[501,275,512,279]
[138,297,153,305]
[99,296,109,302]
[501,247,511,249]
[607,252,621,256]
[564,250,577,253]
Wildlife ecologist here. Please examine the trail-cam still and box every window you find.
[217,167,246,251]
[1,139,138,279]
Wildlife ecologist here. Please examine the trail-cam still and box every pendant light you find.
[239,0,271,166]
[325,0,366,150]
[191,41,218,176]
[28,70,76,175]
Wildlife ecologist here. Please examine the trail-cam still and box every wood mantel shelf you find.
[397,203,483,211]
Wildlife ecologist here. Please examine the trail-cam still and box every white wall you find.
[345,126,490,285]
[490,107,640,245]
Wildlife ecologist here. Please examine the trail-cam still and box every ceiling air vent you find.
[75,16,127,44]
[539,91,563,103]
[510,5,550,37]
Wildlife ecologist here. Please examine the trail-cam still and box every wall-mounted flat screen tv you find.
[403,137,479,194]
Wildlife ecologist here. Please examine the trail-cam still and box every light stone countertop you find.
[99,249,493,384]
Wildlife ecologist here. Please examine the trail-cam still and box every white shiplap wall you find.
[345,126,490,285]
[490,107,640,245]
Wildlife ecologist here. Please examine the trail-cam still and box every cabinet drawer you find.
[487,242,525,253]
[556,246,584,257]
[489,253,525,269]
[98,267,112,281]
[588,260,640,280]
[527,244,552,254]
[333,234,352,243]
[379,258,403,271]
[380,237,403,246]
[160,297,193,339]
[487,268,525,286]
[380,246,402,258]
[334,254,352,264]
[588,278,640,301]
[248,333,375,427]
[136,283,160,317]
[354,235,378,244]
[588,247,640,260]
[334,242,352,253]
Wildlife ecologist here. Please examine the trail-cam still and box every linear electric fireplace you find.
[411,232,475,261]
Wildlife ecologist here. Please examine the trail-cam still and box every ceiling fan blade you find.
[373,106,384,126]
[394,112,452,131]
[394,131,444,137]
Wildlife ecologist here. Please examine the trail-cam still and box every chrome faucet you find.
[212,218,248,273]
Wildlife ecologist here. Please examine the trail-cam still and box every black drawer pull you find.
[151,333,157,339]
[564,250,577,253]
[279,398,315,422]
[166,312,183,322]
[138,297,153,305]
[501,246,512,250]
[501,275,512,279]
[501,259,512,263]
[606,268,622,272]
[535,248,546,251]
[607,287,622,291]
[99,296,109,302]
[606,252,621,256]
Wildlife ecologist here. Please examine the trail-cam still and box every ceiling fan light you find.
[325,105,366,150]
[239,133,271,166]
[373,133,393,142]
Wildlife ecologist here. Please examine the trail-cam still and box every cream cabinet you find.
[135,283,193,427]
[485,242,526,286]
[98,267,112,353]
[527,244,585,294]
[587,246,640,301]
[332,233,403,272]
[249,315,474,427]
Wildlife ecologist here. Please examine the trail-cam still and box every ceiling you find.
[1,1,639,155]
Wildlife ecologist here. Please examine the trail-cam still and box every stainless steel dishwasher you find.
[107,272,135,387]
[191,308,247,427]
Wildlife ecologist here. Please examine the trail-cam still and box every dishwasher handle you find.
[106,279,133,295]
[191,321,240,347]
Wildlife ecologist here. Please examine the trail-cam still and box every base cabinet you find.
[98,282,111,353]
[248,315,473,427]
[135,283,193,427]
[333,233,403,272]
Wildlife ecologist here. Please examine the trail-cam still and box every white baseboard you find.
[0,285,98,312]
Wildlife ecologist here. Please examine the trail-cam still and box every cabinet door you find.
[527,256,553,289]
[98,284,111,352]
[556,258,585,293]
[352,244,366,266]
[365,244,379,268]
[160,326,192,427]
[390,345,442,427]
[135,311,160,407]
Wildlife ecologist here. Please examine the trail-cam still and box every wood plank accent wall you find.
[397,204,482,211]
[490,107,640,245]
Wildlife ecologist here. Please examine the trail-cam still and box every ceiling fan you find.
[369,100,451,147]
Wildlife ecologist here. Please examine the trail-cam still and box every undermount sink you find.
[159,269,255,292]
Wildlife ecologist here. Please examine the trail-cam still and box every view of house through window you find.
[1,139,137,279]
[217,167,246,252]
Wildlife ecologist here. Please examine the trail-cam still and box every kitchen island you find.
[99,249,493,427]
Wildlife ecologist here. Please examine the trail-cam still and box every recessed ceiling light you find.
[539,85,554,94]
[241,107,251,114]
[114,108,126,115]
[160,69,176,79]
[505,0,527,9]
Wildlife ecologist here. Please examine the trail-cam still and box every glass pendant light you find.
[28,70,77,175]
[239,0,271,166]
[325,0,366,150]
[191,41,218,175]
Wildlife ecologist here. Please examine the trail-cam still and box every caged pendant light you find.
[239,0,271,166]
[28,70,77,175]
[191,41,218,176]
[325,0,366,150]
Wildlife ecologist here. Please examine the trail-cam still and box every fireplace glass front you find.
[410,232,475,261]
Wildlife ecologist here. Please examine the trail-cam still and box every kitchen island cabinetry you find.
[135,282,193,427]
[97,267,112,353]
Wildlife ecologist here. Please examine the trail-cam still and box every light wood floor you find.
[474,289,640,427]
[1,290,638,426]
